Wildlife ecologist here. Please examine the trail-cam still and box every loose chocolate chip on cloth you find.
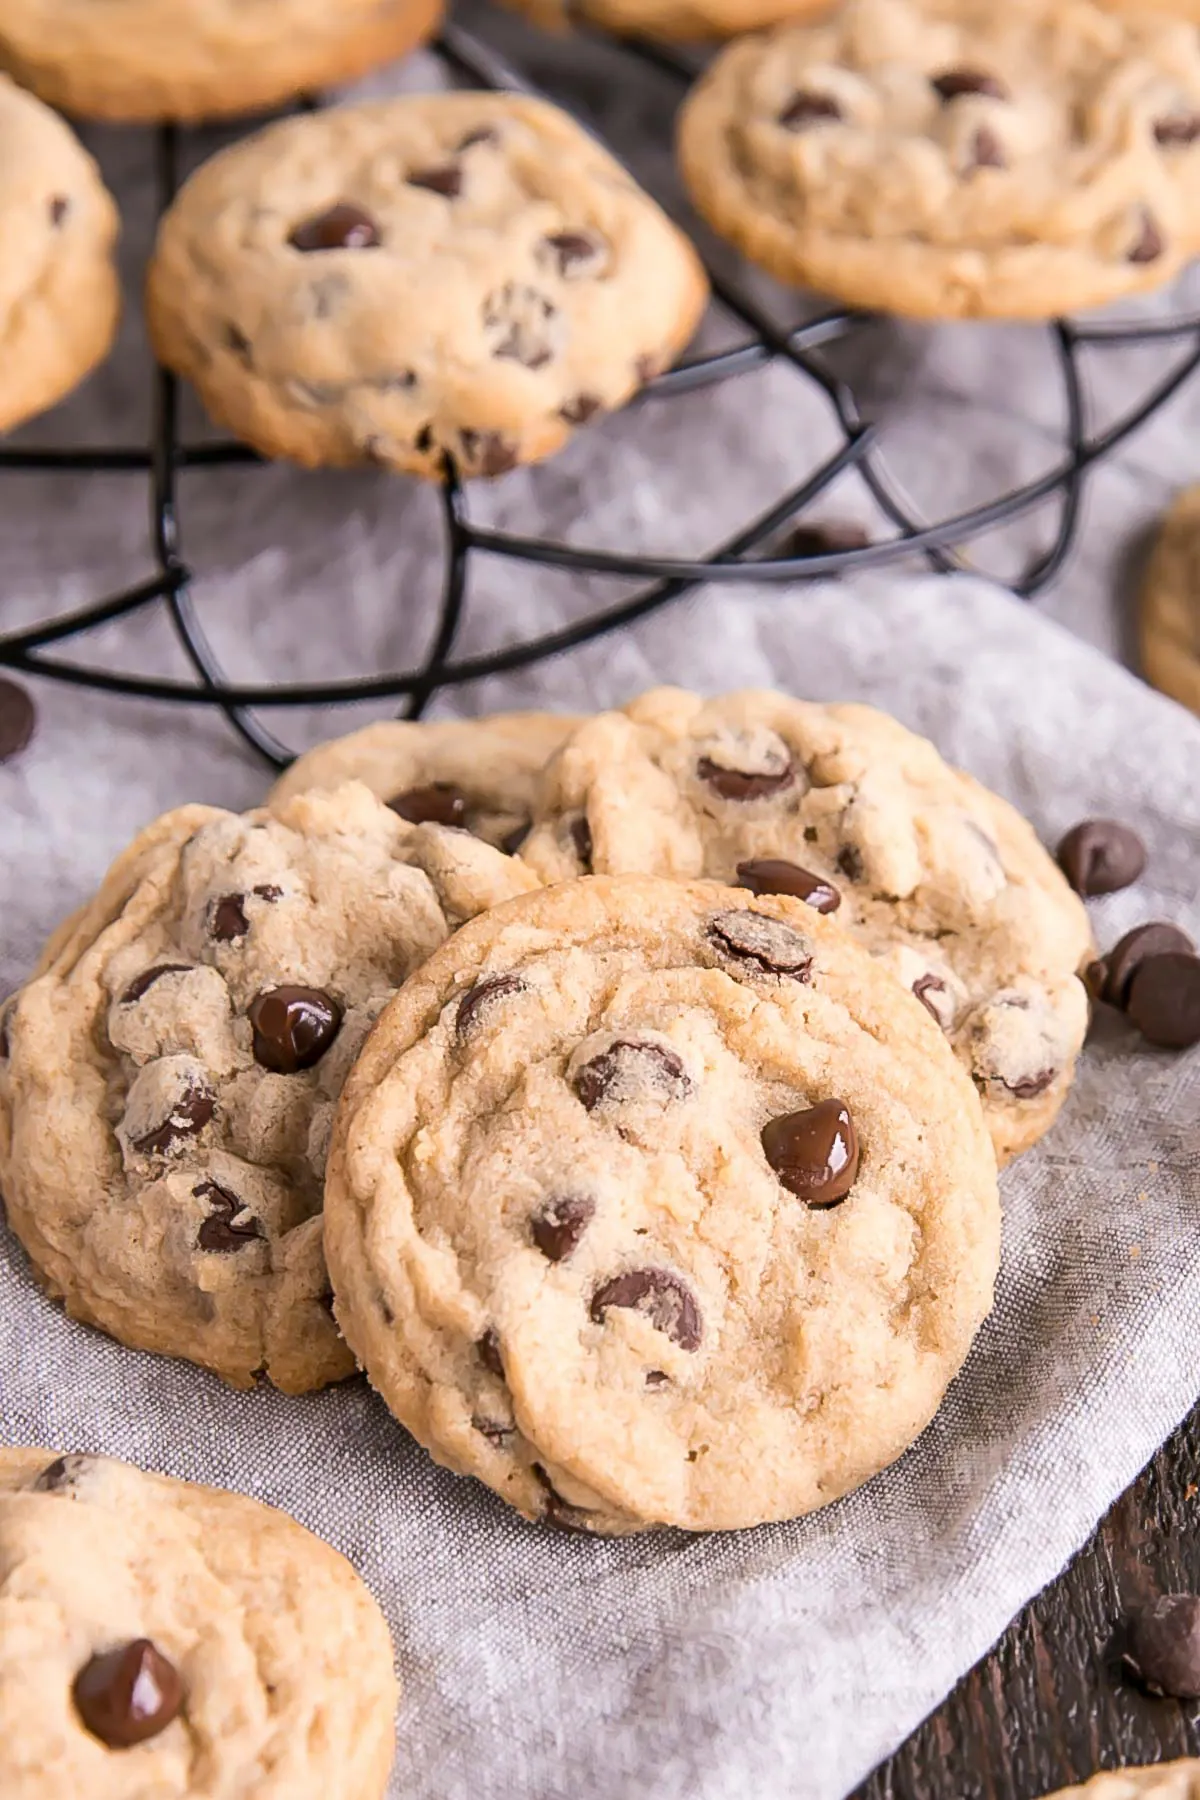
[1123,1596,1200,1698]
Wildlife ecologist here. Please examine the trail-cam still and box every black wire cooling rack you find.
[3,20,1200,769]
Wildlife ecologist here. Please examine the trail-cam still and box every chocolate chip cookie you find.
[519,690,1094,1164]
[1140,484,1200,717]
[325,875,1000,1534]
[677,0,1200,319]
[146,93,710,477]
[497,0,829,46]
[269,709,581,852]
[0,782,537,1392]
[0,0,442,123]
[0,1447,397,1799]
[0,73,120,434]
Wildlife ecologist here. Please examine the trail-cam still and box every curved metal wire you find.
[0,21,1197,770]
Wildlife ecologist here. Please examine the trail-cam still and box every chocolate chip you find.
[483,282,560,370]
[131,1075,215,1156]
[49,195,69,226]
[574,1039,692,1110]
[539,229,609,278]
[965,125,1006,172]
[779,91,843,129]
[591,1268,702,1350]
[0,678,36,762]
[569,813,593,870]
[32,1453,97,1492]
[1154,114,1200,146]
[1127,953,1200,1049]
[735,858,841,913]
[209,893,250,941]
[0,1005,10,1059]
[762,1098,859,1206]
[477,1327,505,1376]
[531,1463,596,1532]
[779,520,870,558]
[697,754,795,802]
[248,986,342,1073]
[837,844,865,883]
[407,164,463,198]
[708,908,813,980]
[1007,1067,1055,1099]
[913,973,950,1025]
[74,1639,183,1748]
[253,884,283,903]
[1056,820,1146,896]
[414,423,435,455]
[560,394,603,425]
[289,202,381,252]
[472,1415,513,1443]
[388,782,468,827]
[119,963,193,1004]
[459,429,517,477]
[458,126,499,151]
[194,1179,261,1253]
[530,1194,595,1262]
[1104,923,1195,1009]
[501,821,531,855]
[1124,1596,1200,1697]
[1128,208,1165,264]
[645,1370,670,1388]
[455,974,527,1039]
[932,68,1009,102]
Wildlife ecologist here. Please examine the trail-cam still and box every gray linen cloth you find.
[3,33,1200,1800]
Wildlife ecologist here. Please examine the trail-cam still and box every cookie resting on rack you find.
[518,689,1094,1165]
[1139,484,1200,716]
[324,875,1000,1534]
[0,782,537,1392]
[270,710,582,852]
[0,0,442,123]
[146,93,710,478]
[0,73,119,435]
[676,0,1200,320]
[493,0,832,48]
[0,1448,397,1800]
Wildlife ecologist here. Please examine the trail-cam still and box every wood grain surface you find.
[859,1408,1200,1800]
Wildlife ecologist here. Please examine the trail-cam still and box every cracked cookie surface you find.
[678,0,1200,319]
[0,1447,397,1800]
[0,782,537,1391]
[519,689,1093,1164]
[147,93,709,476]
[325,875,1000,1534]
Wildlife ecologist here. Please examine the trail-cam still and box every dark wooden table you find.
[859,1410,1200,1800]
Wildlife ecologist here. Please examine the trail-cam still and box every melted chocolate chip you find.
[407,164,463,198]
[49,195,69,227]
[289,202,381,252]
[569,814,593,870]
[696,754,795,802]
[1128,208,1165,264]
[414,423,435,455]
[560,394,603,425]
[477,1328,505,1377]
[388,782,468,827]
[1006,1067,1055,1099]
[539,229,609,278]
[735,858,841,913]
[32,1453,97,1492]
[209,894,250,941]
[531,1463,596,1532]
[965,125,1006,172]
[1123,1596,1200,1698]
[912,973,950,1025]
[0,678,36,762]
[1056,819,1146,896]
[120,964,193,1005]
[574,1039,692,1110]
[1104,922,1195,1009]
[472,1415,513,1443]
[779,91,843,129]
[73,1640,184,1748]
[530,1194,595,1262]
[837,844,865,883]
[591,1268,702,1350]
[459,429,517,477]
[501,821,531,856]
[645,1370,670,1388]
[253,884,283,903]
[1154,114,1200,146]
[1127,952,1200,1049]
[131,1077,215,1155]
[455,974,527,1038]
[0,1006,10,1059]
[248,986,342,1074]
[762,1098,859,1206]
[195,1180,262,1253]
[708,908,813,980]
[932,68,1009,102]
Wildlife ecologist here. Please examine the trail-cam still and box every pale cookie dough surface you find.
[493,0,832,47]
[270,710,582,850]
[1042,1767,1200,1800]
[1140,484,1200,717]
[146,93,710,477]
[0,1447,397,1800]
[326,875,1000,1535]
[0,0,442,123]
[677,0,1200,320]
[519,689,1093,1165]
[0,782,537,1392]
[0,73,119,434]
